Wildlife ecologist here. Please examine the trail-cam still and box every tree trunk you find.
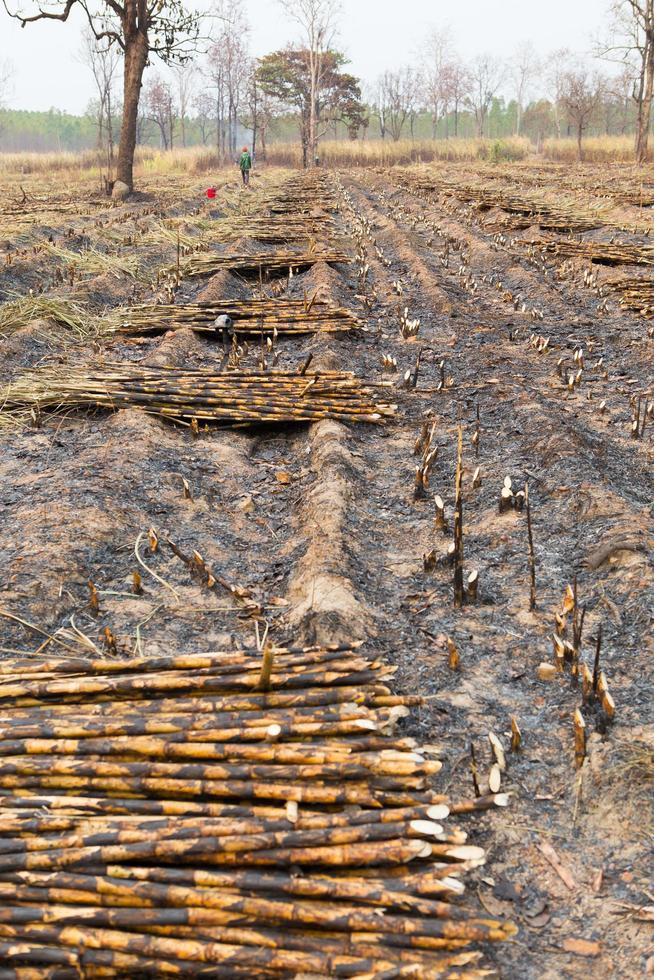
[116,31,149,191]
[106,87,114,172]
[577,123,583,162]
[636,34,654,164]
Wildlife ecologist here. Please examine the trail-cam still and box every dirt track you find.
[0,162,653,978]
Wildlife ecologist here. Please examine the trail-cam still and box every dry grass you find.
[0,294,96,341]
[0,138,533,177]
[0,146,225,178]
[542,136,636,163]
[0,135,643,179]
[266,138,532,167]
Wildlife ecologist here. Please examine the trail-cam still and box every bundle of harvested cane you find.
[181,248,351,278]
[446,185,609,232]
[516,238,654,267]
[113,298,363,337]
[0,643,514,976]
[1,365,395,425]
[206,215,344,245]
[604,276,654,316]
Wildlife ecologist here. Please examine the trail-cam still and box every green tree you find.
[257,48,365,165]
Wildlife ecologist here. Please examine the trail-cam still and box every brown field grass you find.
[0,134,642,177]
[542,135,636,163]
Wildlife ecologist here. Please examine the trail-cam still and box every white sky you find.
[0,0,607,114]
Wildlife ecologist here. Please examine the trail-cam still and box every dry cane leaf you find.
[537,841,577,891]
[562,938,601,958]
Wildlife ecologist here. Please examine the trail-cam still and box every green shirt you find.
[239,151,252,171]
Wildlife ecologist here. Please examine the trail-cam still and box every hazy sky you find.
[1,0,606,114]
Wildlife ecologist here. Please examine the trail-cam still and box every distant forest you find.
[0,96,644,156]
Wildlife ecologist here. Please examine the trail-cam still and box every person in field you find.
[239,146,252,186]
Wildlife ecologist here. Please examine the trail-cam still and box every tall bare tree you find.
[82,27,121,172]
[279,0,339,164]
[443,59,470,137]
[559,68,603,160]
[144,74,175,149]
[172,63,195,148]
[206,0,250,159]
[546,47,575,138]
[376,68,419,141]
[3,0,201,194]
[597,1,654,162]
[511,41,539,136]
[193,90,214,145]
[466,54,505,137]
[0,58,13,139]
[0,58,13,109]
[421,27,454,138]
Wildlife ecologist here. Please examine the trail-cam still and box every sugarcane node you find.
[258,644,275,692]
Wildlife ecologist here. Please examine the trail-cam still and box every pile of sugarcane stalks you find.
[603,276,654,317]
[1,364,395,425]
[181,249,351,278]
[208,216,344,245]
[516,238,654,267]
[114,299,363,337]
[445,185,609,232]
[0,644,514,977]
[263,173,341,215]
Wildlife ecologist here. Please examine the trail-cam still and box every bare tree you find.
[0,58,13,109]
[82,27,121,172]
[241,65,275,161]
[611,65,638,132]
[206,0,250,159]
[559,69,603,160]
[172,63,195,147]
[279,0,339,164]
[443,59,471,137]
[368,78,387,139]
[466,54,505,137]
[597,1,654,162]
[193,91,214,145]
[512,41,539,136]
[144,74,175,149]
[376,68,419,141]
[3,0,201,194]
[546,47,575,138]
[421,27,454,138]
[0,58,13,139]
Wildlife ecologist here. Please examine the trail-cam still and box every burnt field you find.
[0,160,652,978]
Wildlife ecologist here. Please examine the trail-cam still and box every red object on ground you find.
[206,187,216,199]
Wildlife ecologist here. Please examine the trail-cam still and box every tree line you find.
[2,0,654,190]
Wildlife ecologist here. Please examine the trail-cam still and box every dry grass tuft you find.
[0,294,95,340]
